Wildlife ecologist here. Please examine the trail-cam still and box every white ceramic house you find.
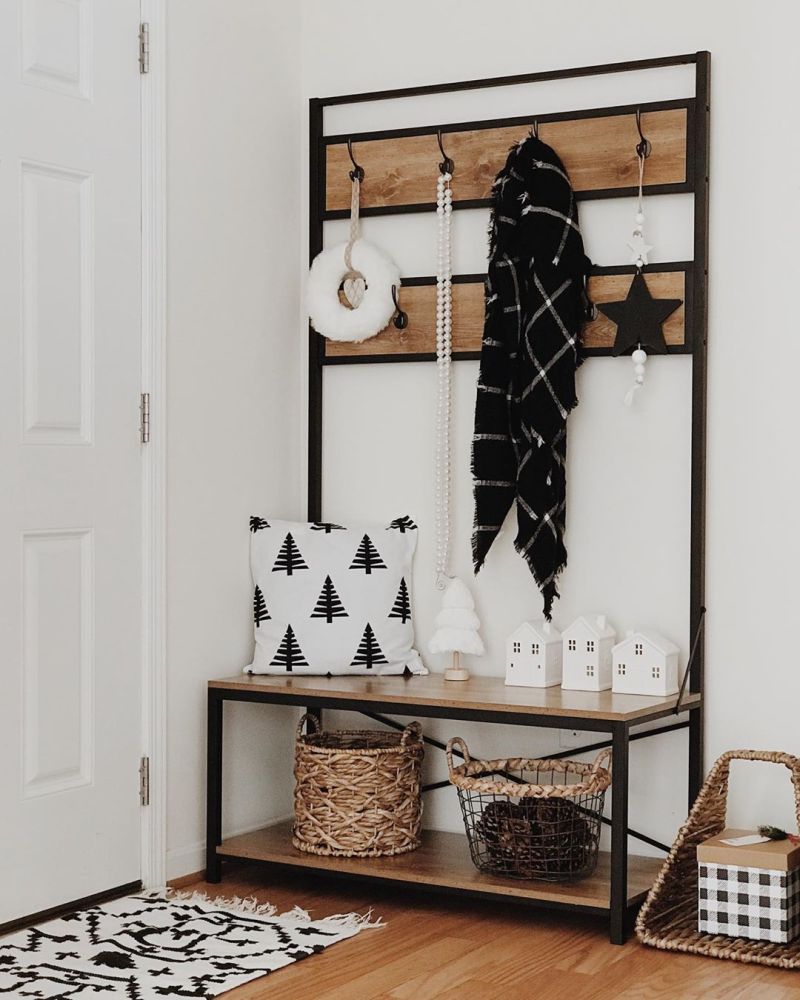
[505,621,562,688]
[561,615,617,691]
[612,630,680,696]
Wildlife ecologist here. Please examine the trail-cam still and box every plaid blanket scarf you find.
[472,135,590,618]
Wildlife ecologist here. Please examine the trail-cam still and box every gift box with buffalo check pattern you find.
[697,828,800,944]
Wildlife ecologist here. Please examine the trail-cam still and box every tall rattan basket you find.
[637,749,800,969]
[293,713,423,858]
[447,736,612,881]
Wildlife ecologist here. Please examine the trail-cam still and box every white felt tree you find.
[428,577,484,682]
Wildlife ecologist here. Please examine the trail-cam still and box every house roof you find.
[508,620,561,643]
[613,630,680,656]
[562,615,616,640]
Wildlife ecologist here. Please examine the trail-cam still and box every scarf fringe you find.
[150,888,383,929]
[513,537,566,622]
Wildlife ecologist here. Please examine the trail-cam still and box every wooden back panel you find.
[323,270,687,360]
[325,106,689,214]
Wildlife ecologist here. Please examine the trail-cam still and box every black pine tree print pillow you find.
[351,624,388,670]
[272,532,308,575]
[270,625,308,672]
[245,518,427,677]
[349,535,387,574]
[310,576,348,622]
[253,586,270,627]
[387,516,417,533]
[389,578,411,624]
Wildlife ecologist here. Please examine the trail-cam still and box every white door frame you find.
[139,0,167,889]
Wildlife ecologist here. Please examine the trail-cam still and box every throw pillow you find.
[245,515,426,676]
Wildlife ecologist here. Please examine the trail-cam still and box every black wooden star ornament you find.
[598,271,682,356]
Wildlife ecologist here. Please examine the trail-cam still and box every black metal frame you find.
[206,685,698,944]
[306,50,709,785]
[212,49,709,949]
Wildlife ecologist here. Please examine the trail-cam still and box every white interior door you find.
[0,0,144,923]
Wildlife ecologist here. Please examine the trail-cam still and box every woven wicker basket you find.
[447,737,612,881]
[637,749,800,969]
[293,713,424,858]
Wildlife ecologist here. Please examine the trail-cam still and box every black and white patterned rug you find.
[0,891,378,998]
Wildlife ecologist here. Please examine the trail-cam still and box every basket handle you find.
[296,712,321,740]
[695,749,800,831]
[401,721,422,746]
[591,747,613,776]
[446,736,472,776]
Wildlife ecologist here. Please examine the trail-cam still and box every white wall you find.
[301,0,800,846]
[165,0,303,878]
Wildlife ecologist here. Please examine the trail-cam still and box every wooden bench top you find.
[208,672,700,725]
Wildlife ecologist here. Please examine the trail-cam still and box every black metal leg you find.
[206,690,224,883]
[688,706,703,809]
[610,722,630,945]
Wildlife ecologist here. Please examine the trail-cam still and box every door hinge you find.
[139,392,150,444]
[139,756,150,806]
[139,22,150,75]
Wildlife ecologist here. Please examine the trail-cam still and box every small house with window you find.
[505,621,562,688]
[561,615,616,691]
[611,630,680,696]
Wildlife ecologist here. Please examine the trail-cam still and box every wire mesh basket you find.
[446,737,612,882]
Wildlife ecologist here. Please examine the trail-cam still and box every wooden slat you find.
[209,672,700,724]
[218,821,662,910]
[323,270,686,360]
[587,270,686,350]
[325,282,484,359]
[325,108,688,213]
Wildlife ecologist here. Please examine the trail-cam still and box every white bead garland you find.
[434,171,453,588]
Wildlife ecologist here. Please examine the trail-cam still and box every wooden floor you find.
[182,863,800,999]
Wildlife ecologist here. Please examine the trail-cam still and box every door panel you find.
[0,0,143,923]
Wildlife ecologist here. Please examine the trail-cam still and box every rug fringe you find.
[318,908,385,930]
[162,888,278,917]
[155,888,383,929]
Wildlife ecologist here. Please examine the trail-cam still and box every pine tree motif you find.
[351,623,388,670]
[271,532,308,575]
[310,522,346,533]
[310,575,348,623]
[387,516,417,533]
[388,577,411,624]
[270,625,308,672]
[253,585,270,627]
[349,534,387,574]
[250,516,270,532]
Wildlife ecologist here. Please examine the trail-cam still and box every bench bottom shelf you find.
[217,820,661,915]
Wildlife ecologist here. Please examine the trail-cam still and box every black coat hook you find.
[391,285,408,329]
[347,138,365,181]
[532,120,539,140]
[635,108,652,159]
[437,130,454,175]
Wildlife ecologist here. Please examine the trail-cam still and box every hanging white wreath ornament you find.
[307,150,403,343]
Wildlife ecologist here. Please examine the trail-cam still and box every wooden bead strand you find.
[434,169,453,588]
